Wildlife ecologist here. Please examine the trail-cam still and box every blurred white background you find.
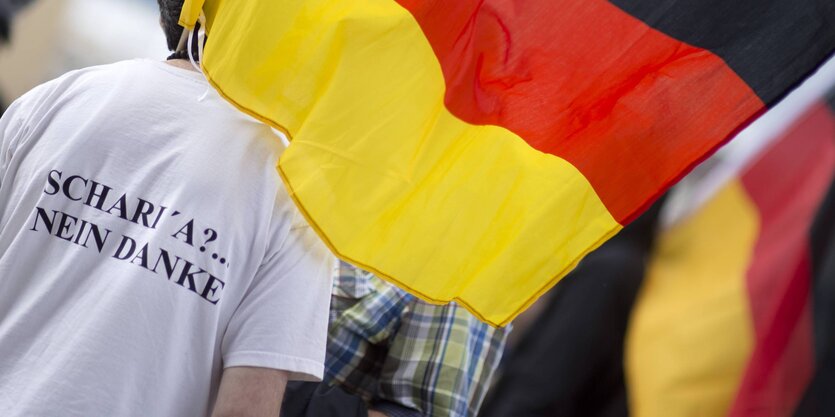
[0,0,165,101]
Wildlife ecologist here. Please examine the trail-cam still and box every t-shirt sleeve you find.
[0,80,61,188]
[221,211,335,382]
[0,99,27,187]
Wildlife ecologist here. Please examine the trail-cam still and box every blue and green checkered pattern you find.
[325,263,510,417]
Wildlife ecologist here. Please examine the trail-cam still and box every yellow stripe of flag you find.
[194,0,619,325]
[626,180,758,416]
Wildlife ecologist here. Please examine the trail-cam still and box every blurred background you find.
[0,0,164,105]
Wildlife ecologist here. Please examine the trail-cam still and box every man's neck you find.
[165,59,200,73]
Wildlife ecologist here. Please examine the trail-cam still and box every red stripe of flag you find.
[395,0,764,222]
[731,102,835,415]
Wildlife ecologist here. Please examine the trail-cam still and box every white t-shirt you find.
[0,60,334,416]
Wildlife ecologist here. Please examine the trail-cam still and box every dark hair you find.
[158,0,203,61]
[157,0,185,52]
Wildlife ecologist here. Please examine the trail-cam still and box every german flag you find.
[796,172,835,415]
[627,91,835,416]
[180,0,835,325]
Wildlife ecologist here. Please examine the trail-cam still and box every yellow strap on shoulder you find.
[179,0,205,28]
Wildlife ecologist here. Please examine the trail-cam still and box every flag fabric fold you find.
[179,0,835,326]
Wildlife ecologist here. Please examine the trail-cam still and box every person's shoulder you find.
[51,59,145,83]
[58,59,179,87]
[13,60,149,104]
[51,59,193,89]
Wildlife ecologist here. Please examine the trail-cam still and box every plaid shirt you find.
[325,262,510,417]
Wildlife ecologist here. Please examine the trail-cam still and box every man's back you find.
[0,59,333,416]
